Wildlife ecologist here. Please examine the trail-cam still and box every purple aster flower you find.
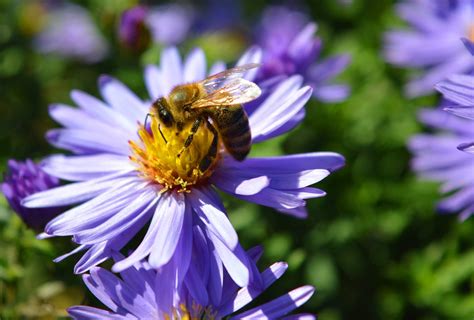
[384,0,474,97]
[439,39,474,152]
[34,4,108,63]
[145,4,194,46]
[118,5,150,52]
[1,159,62,231]
[409,40,474,220]
[68,248,315,319]
[255,6,351,103]
[22,47,344,284]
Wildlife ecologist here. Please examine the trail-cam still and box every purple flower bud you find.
[118,5,151,52]
[1,159,62,231]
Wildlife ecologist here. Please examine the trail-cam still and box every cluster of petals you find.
[409,39,474,219]
[255,6,351,102]
[21,46,344,291]
[384,0,474,97]
[68,248,315,319]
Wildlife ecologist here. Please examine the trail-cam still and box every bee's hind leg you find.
[177,118,202,158]
[199,119,218,172]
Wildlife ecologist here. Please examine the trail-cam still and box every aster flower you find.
[255,6,351,103]
[145,4,194,46]
[409,39,474,220]
[1,159,62,230]
[22,47,344,284]
[384,0,474,97]
[68,248,316,319]
[34,4,108,63]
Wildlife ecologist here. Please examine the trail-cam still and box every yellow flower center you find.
[469,24,474,42]
[163,303,218,320]
[129,114,220,193]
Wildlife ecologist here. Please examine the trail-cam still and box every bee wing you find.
[202,63,260,93]
[191,78,261,109]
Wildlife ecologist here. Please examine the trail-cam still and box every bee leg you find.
[199,120,218,172]
[177,118,202,158]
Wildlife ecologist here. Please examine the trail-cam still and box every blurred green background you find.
[1,0,473,319]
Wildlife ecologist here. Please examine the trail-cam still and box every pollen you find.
[469,24,474,42]
[129,114,220,192]
[162,303,217,320]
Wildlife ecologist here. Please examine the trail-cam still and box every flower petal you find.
[189,189,238,250]
[232,285,315,319]
[184,48,206,82]
[23,173,134,208]
[41,153,133,181]
[99,75,147,124]
[68,306,129,320]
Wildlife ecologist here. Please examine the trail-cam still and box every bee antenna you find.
[158,124,168,144]
[144,113,152,128]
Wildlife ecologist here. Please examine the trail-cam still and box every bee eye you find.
[153,98,174,127]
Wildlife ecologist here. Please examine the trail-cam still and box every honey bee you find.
[150,63,261,171]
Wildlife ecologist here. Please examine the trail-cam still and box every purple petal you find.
[444,106,474,120]
[251,85,312,142]
[81,272,121,312]
[281,314,316,320]
[211,173,269,196]
[41,154,133,181]
[219,262,288,315]
[74,190,157,244]
[46,128,130,155]
[98,75,147,124]
[461,37,474,56]
[209,232,250,287]
[312,84,350,103]
[159,47,183,95]
[236,46,263,81]
[308,55,351,83]
[184,48,206,82]
[23,173,134,208]
[288,23,318,61]
[44,178,144,236]
[70,90,135,133]
[68,306,128,320]
[88,267,156,317]
[436,74,474,107]
[144,65,162,100]
[189,189,238,249]
[112,193,184,272]
[148,192,186,268]
[220,153,345,174]
[458,141,474,154]
[232,285,315,319]
[209,61,227,75]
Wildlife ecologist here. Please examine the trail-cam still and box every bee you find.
[150,63,261,171]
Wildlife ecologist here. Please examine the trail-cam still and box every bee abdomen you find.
[210,106,251,161]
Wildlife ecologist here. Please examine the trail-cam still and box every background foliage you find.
[1,0,473,319]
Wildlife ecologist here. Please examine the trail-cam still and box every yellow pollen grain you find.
[162,303,216,320]
[129,114,220,193]
[469,24,474,42]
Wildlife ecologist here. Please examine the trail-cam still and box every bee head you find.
[153,97,174,127]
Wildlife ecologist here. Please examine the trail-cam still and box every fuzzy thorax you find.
[129,115,219,192]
